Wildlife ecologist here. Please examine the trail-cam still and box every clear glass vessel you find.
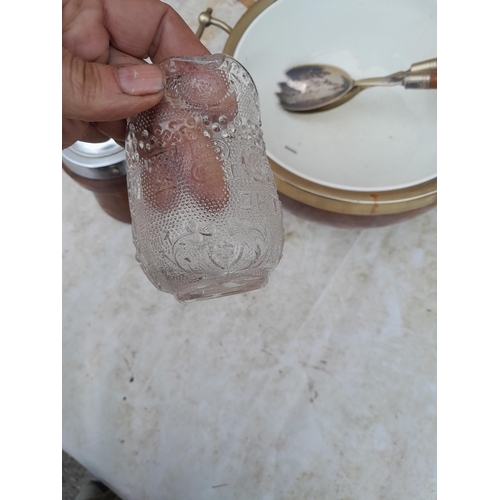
[125,54,284,302]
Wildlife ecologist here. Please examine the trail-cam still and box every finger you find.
[62,47,165,122]
[170,61,238,123]
[94,120,127,144]
[107,46,148,67]
[89,50,147,144]
[63,117,89,149]
[94,50,150,144]
[103,0,210,63]
[81,124,111,143]
[180,129,228,210]
[62,119,110,149]
[134,116,228,212]
[130,59,239,212]
[62,0,109,63]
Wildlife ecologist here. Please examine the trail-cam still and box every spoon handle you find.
[355,72,406,87]
[355,58,438,88]
[355,69,437,89]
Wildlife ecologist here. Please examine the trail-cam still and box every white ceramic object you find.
[233,0,437,192]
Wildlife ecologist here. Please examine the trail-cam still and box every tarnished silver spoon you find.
[277,58,437,112]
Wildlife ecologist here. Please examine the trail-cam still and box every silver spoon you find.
[277,58,437,112]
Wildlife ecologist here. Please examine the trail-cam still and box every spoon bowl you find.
[277,64,354,111]
[277,58,437,112]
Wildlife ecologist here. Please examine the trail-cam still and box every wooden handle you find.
[404,70,438,89]
[429,71,437,89]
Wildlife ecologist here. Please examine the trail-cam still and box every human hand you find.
[62,0,209,149]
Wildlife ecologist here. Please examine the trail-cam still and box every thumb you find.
[62,47,164,122]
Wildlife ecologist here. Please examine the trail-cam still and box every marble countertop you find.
[62,1,436,498]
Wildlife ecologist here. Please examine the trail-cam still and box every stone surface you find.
[62,1,436,499]
[63,165,436,499]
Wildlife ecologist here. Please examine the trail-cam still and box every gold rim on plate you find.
[222,0,437,215]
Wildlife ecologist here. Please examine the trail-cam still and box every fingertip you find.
[116,64,165,96]
[63,50,166,122]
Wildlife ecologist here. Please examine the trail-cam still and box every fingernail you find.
[116,64,164,95]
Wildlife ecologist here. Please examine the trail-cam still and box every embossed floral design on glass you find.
[125,54,284,302]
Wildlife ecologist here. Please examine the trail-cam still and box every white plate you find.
[233,0,437,192]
